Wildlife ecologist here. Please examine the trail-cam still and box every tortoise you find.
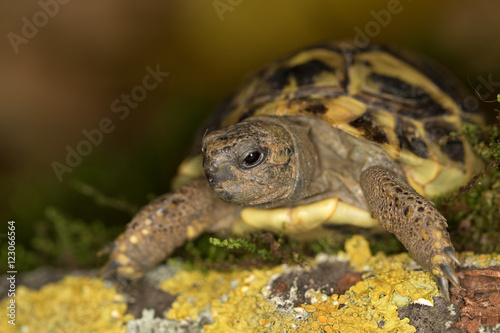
[101,42,484,302]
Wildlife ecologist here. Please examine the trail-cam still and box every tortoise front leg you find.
[360,166,460,302]
[99,178,238,279]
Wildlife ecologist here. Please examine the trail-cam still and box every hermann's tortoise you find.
[101,42,484,302]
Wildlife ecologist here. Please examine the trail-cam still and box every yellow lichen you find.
[300,235,439,332]
[0,276,133,333]
[1,235,496,333]
[158,239,497,333]
[159,236,442,332]
[460,251,500,267]
[160,266,288,332]
[342,234,375,271]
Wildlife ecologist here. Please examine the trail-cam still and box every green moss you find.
[28,207,122,269]
[177,233,292,270]
[173,230,349,272]
[70,180,138,215]
[209,237,258,251]
[435,124,500,253]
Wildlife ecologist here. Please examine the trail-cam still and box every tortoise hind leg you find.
[360,166,460,302]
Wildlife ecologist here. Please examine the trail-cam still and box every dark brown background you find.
[1,0,499,270]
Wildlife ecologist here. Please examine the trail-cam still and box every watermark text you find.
[213,0,243,21]
[7,0,72,54]
[6,221,16,326]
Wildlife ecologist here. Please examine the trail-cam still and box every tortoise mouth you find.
[206,176,224,193]
[211,186,235,202]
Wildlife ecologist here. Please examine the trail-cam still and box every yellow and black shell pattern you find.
[178,42,484,199]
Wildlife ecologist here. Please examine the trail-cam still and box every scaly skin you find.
[360,166,460,301]
[99,178,237,279]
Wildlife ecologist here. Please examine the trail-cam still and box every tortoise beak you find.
[204,160,238,199]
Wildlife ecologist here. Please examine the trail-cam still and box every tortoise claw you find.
[99,260,119,278]
[440,262,460,288]
[444,246,461,266]
[97,241,115,257]
[435,251,461,302]
[437,276,450,303]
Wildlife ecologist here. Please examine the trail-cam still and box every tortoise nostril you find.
[207,165,217,174]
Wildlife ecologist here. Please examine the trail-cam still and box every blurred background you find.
[1,0,499,272]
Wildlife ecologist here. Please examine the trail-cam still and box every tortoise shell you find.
[174,42,483,200]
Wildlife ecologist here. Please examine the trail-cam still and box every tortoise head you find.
[202,116,316,207]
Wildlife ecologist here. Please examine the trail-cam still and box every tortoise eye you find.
[241,150,264,169]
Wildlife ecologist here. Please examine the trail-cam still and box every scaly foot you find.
[361,166,461,302]
[99,179,236,279]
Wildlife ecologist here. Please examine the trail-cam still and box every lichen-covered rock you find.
[1,236,498,332]
[0,276,132,333]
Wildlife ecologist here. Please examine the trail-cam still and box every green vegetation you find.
[436,123,500,254]
[177,232,305,270]
[170,229,355,271]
